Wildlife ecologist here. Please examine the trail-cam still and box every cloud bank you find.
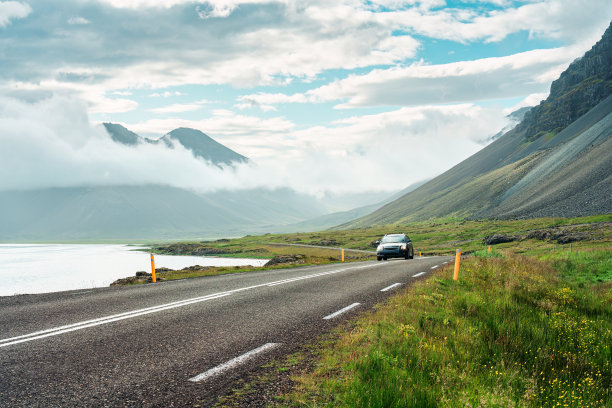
[0,95,509,195]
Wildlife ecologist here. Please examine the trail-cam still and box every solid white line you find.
[267,263,381,287]
[431,265,439,269]
[380,283,402,292]
[188,343,279,383]
[1,262,382,349]
[323,303,360,320]
[0,293,231,348]
[412,272,427,278]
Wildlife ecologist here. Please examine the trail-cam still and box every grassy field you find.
[275,247,611,407]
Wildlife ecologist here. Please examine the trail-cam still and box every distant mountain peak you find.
[102,122,141,145]
[102,123,248,166]
[162,127,248,166]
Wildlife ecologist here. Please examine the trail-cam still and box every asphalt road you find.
[0,256,452,407]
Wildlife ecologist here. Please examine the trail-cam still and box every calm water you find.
[0,244,267,296]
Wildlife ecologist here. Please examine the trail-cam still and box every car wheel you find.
[383,257,387,261]
[409,250,414,259]
[377,256,382,261]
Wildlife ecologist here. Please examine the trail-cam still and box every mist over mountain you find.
[103,124,248,167]
[340,23,612,228]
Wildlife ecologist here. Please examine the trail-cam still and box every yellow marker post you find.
[341,249,345,262]
[419,251,422,257]
[453,249,461,281]
[150,253,157,283]
[488,246,492,254]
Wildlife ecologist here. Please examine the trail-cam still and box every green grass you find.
[278,248,612,407]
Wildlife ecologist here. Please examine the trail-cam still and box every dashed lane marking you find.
[188,343,280,383]
[412,272,427,278]
[380,283,402,292]
[323,303,361,320]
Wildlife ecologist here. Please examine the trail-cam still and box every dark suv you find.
[376,233,414,261]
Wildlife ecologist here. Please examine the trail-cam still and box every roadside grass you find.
[277,248,611,407]
[151,214,611,259]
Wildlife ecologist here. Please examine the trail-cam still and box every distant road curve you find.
[266,242,376,254]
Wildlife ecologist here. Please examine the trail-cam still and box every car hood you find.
[379,242,404,248]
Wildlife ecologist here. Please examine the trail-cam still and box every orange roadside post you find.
[150,253,157,283]
[453,249,461,281]
[341,248,345,262]
[488,246,492,254]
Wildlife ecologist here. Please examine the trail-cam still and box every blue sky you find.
[1,0,611,194]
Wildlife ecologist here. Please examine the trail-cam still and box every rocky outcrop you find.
[482,224,602,246]
[264,255,306,266]
[520,21,612,142]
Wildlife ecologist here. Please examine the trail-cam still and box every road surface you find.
[0,256,452,407]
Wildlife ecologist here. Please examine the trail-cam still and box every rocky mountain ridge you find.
[520,21,612,142]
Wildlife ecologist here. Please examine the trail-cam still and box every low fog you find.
[0,95,509,196]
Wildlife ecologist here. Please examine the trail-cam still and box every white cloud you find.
[503,92,547,115]
[67,16,91,25]
[149,91,184,98]
[0,1,31,27]
[0,94,516,195]
[239,44,586,109]
[196,3,236,19]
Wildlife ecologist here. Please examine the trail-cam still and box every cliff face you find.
[521,21,612,142]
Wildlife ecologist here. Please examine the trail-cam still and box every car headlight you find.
[401,244,407,250]
[377,245,383,252]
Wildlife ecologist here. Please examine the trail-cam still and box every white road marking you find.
[1,262,383,348]
[431,265,439,269]
[380,283,402,292]
[323,303,361,320]
[0,293,231,348]
[188,343,280,383]
[412,272,427,278]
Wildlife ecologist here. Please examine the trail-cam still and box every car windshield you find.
[381,235,406,243]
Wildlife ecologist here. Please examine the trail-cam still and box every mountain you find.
[339,22,612,227]
[102,123,140,145]
[0,186,330,242]
[159,128,248,166]
[102,124,248,166]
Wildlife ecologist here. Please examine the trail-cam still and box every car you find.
[376,233,414,261]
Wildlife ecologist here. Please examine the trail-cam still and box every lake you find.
[0,244,268,297]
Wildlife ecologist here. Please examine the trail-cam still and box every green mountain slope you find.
[340,22,612,228]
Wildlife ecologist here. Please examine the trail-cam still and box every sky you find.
[1,0,611,196]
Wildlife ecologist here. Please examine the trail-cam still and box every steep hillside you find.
[340,23,612,227]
